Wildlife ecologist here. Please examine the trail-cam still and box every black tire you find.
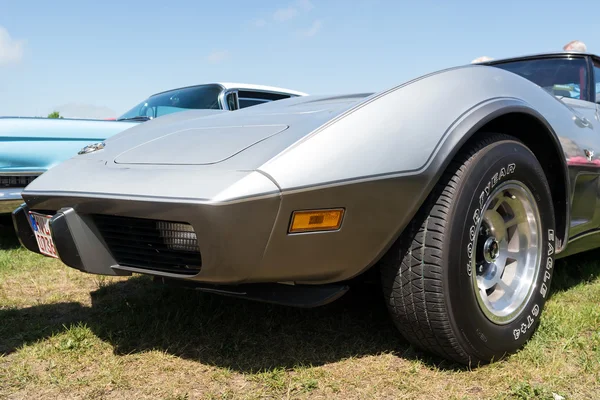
[380,134,556,365]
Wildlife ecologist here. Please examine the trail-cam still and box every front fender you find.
[418,97,571,253]
[260,65,574,262]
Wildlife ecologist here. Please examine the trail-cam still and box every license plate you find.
[28,212,59,259]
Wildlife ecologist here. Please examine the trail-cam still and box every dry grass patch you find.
[1,214,599,399]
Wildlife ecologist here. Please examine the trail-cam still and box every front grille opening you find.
[0,175,39,188]
[92,214,202,275]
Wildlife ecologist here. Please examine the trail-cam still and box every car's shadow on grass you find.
[1,277,427,371]
[1,223,599,372]
[549,249,600,296]
[0,213,21,250]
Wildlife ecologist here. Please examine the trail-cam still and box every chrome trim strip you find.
[111,264,199,279]
[0,171,44,177]
[219,89,240,110]
[0,187,24,202]
[217,89,228,110]
[0,187,24,213]
[239,97,271,103]
[21,189,281,206]
[566,228,600,243]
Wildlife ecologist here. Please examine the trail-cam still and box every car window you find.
[239,98,269,109]
[594,61,600,103]
[118,84,222,120]
[237,90,293,109]
[492,57,589,101]
[238,90,291,101]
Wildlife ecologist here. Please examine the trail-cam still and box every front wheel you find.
[380,134,556,365]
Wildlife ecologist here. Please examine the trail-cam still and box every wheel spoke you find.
[492,197,506,211]
[497,279,515,297]
[506,249,527,268]
[479,286,490,302]
[504,216,521,229]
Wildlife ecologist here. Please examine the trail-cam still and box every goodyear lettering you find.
[473,209,480,224]
[499,167,507,180]
[540,283,548,299]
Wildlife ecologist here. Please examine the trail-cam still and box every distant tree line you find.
[47,111,63,119]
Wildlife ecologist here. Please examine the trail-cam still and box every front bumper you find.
[12,202,353,307]
[13,193,281,282]
[14,161,428,285]
[0,188,24,214]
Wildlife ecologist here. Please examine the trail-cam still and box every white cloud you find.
[300,19,323,37]
[254,18,267,27]
[0,26,25,66]
[265,0,315,26]
[273,6,298,22]
[52,103,117,120]
[207,50,230,64]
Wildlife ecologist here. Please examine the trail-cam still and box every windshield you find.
[117,84,223,120]
[492,57,589,100]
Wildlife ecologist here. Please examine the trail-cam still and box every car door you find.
[558,58,600,239]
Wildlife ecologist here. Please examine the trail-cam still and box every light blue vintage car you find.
[0,83,307,212]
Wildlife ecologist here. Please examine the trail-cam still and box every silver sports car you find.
[12,51,600,365]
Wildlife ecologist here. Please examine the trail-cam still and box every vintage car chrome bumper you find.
[1,172,43,213]
[0,187,25,213]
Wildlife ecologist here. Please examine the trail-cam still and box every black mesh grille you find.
[92,214,202,275]
[0,175,38,188]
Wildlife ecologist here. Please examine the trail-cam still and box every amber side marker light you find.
[289,209,345,233]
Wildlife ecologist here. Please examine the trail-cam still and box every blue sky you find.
[1,0,599,118]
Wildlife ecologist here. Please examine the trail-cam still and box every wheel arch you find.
[429,99,570,253]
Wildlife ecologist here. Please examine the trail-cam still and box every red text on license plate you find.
[29,212,59,259]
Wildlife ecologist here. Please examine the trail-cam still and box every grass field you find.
[0,214,599,399]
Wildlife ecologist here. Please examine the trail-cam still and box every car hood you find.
[0,117,140,172]
[103,94,372,166]
[0,116,139,141]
